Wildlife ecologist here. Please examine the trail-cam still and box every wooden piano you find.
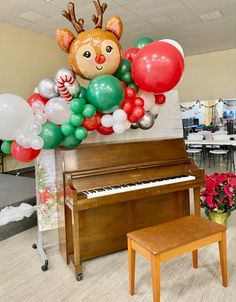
[55,138,204,280]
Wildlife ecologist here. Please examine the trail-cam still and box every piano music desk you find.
[55,139,205,280]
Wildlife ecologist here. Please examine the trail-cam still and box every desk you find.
[184,140,235,171]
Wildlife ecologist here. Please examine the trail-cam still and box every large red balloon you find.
[132,41,184,93]
[123,47,139,63]
[11,141,41,162]
[27,93,48,107]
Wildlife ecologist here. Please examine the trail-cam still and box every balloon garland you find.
[0,0,184,162]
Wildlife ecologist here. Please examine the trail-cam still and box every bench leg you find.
[128,238,136,295]
[151,254,160,302]
[192,250,198,269]
[218,230,228,287]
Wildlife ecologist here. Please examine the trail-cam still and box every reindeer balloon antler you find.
[92,0,107,28]
[62,2,85,34]
[56,0,123,80]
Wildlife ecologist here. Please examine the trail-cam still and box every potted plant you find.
[200,173,236,226]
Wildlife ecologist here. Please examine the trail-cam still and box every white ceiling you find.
[0,0,235,56]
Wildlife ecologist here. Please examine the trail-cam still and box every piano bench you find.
[127,216,227,302]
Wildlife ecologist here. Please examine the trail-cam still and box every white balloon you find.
[137,90,155,111]
[160,39,184,57]
[31,101,44,113]
[45,97,71,125]
[113,109,127,123]
[27,122,42,135]
[16,132,32,148]
[34,112,47,125]
[0,94,33,140]
[101,115,114,127]
[31,136,44,150]
[113,123,126,134]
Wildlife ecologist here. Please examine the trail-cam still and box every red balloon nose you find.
[95,54,106,64]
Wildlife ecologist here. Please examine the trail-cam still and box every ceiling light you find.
[199,11,223,22]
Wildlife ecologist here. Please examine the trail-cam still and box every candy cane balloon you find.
[56,74,79,102]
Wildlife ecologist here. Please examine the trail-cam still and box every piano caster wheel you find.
[32,243,37,249]
[76,273,83,281]
[41,260,49,272]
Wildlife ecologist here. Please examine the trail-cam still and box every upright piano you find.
[55,138,204,280]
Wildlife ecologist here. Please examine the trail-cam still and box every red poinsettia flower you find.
[205,195,214,208]
[201,173,236,214]
[229,177,236,187]
[224,185,233,198]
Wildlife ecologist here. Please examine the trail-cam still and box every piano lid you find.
[59,138,189,174]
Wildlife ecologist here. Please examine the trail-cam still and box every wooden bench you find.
[127,216,227,302]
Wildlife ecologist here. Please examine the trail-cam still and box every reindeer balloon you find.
[0,0,185,162]
[56,0,123,80]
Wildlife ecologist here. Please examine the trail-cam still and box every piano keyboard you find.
[84,175,196,198]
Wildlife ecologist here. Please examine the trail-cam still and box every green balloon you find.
[1,140,12,154]
[82,104,96,118]
[114,59,131,80]
[70,113,84,127]
[70,98,86,113]
[40,122,63,149]
[61,123,75,136]
[135,36,154,49]
[61,135,81,148]
[74,127,88,141]
[122,71,133,85]
[86,75,124,113]
[128,83,139,93]
[71,86,81,98]
[79,86,87,99]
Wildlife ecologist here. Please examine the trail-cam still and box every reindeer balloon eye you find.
[106,46,113,53]
[83,51,92,59]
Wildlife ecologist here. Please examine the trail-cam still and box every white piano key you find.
[84,175,196,199]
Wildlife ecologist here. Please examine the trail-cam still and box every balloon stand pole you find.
[34,149,59,272]
[32,229,57,271]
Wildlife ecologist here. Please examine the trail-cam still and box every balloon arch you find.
[0,0,184,162]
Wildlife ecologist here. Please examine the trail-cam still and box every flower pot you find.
[208,211,229,226]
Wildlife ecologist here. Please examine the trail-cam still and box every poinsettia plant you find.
[200,173,236,217]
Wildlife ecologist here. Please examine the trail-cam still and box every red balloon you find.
[123,47,139,63]
[134,97,144,107]
[27,93,48,106]
[96,125,114,135]
[132,106,145,120]
[125,87,136,101]
[155,94,166,105]
[128,113,138,123]
[120,100,133,114]
[132,41,184,93]
[82,112,101,131]
[11,141,41,162]
[128,106,145,123]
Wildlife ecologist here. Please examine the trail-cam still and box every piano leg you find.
[72,210,83,281]
[192,187,201,268]
[65,205,83,281]
[193,187,201,216]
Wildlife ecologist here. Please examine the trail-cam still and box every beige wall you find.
[0,22,68,99]
[178,49,236,102]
